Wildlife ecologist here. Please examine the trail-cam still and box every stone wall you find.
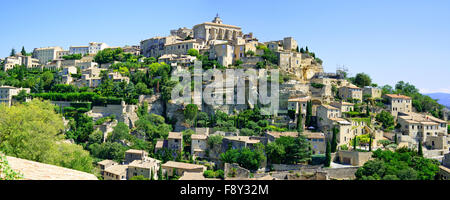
[322,167,359,180]
[224,163,250,179]
[334,150,373,166]
[271,164,322,172]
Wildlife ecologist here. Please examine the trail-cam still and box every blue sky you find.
[1,0,449,93]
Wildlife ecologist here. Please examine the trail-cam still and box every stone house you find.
[97,160,118,176]
[161,161,206,177]
[332,150,373,166]
[103,165,128,180]
[363,87,382,99]
[124,149,148,164]
[397,112,448,150]
[127,157,161,180]
[221,136,262,152]
[339,86,363,101]
[266,131,298,143]
[330,101,354,113]
[168,132,183,153]
[383,94,412,118]
[0,86,31,107]
[287,96,310,117]
[191,134,208,159]
[303,132,326,154]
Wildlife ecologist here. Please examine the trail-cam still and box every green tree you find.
[418,140,423,157]
[0,153,23,180]
[0,99,95,173]
[297,113,303,133]
[187,48,200,57]
[184,104,198,127]
[10,48,16,56]
[21,46,26,56]
[325,141,331,167]
[354,73,372,88]
[305,100,313,127]
[108,122,130,143]
[130,175,149,180]
[331,127,338,153]
[375,110,395,129]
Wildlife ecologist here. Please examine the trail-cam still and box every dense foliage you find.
[0,99,94,173]
[355,148,440,180]
[265,135,311,164]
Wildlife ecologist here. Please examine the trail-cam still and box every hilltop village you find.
[0,15,449,180]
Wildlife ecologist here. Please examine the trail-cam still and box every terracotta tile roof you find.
[162,161,206,170]
[384,94,411,99]
[267,131,298,138]
[303,132,326,139]
[321,104,340,110]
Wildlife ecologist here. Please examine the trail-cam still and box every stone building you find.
[191,134,208,159]
[140,35,179,58]
[339,85,363,101]
[103,164,128,180]
[3,55,40,71]
[266,131,299,143]
[122,45,141,55]
[127,157,161,180]
[161,161,206,177]
[69,42,109,55]
[171,27,194,39]
[124,149,148,164]
[193,15,243,44]
[97,160,118,176]
[0,86,31,107]
[168,132,183,153]
[316,104,341,128]
[397,112,448,149]
[32,46,64,64]
[330,101,354,113]
[383,94,412,118]
[287,96,310,117]
[304,132,326,154]
[363,86,382,99]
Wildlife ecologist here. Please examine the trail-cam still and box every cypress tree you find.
[21,46,26,56]
[300,47,305,53]
[297,112,303,133]
[305,100,312,127]
[325,141,331,167]
[353,136,357,151]
[394,132,398,144]
[418,140,423,157]
[158,164,163,180]
[165,171,169,180]
[10,48,16,56]
[369,135,372,151]
[331,127,338,153]
[366,103,370,117]
[150,169,154,180]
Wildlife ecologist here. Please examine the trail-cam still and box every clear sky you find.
[1,0,449,93]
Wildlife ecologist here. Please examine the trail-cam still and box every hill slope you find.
[425,93,450,109]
